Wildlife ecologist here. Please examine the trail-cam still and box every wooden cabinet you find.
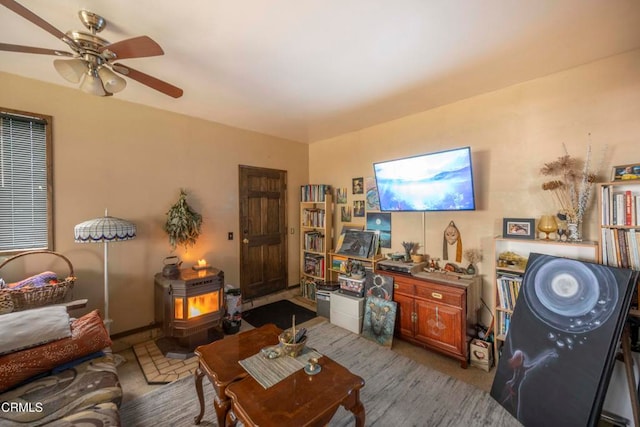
[300,185,333,301]
[492,237,598,364]
[383,270,479,368]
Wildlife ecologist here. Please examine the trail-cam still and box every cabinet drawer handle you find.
[394,283,399,289]
[431,292,443,299]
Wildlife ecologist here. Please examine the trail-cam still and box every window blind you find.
[0,112,51,252]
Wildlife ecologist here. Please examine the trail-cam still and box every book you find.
[625,190,633,226]
[628,229,640,271]
[617,229,629,269]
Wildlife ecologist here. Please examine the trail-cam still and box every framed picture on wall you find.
[352,177,364,194]
[611,163,640,181]
[353,200,365,217]
[502,218,535,240]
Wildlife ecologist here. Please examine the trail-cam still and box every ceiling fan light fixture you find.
[53,58,87,83]
[98,66,126,93]
[80,69,107,96]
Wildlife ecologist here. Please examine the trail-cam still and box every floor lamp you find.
[74,209,136,334]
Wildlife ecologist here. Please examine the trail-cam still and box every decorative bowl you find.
[278,329,307,357]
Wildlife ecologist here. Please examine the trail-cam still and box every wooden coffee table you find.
[225,355,365,427]
[193,323,281,426]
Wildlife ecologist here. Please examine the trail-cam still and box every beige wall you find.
[0,73,309,334]
[309,49,640,323]
[2,48,639,333]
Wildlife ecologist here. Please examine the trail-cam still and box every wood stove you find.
[154,267,224,358]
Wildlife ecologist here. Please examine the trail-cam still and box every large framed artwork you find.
[362,296,397,347]
[490,253,639,427]
[364,270,394,301]
[366,212,391,248]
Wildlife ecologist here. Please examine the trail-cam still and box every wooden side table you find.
[193,323,281,426]
[225,355,365,427]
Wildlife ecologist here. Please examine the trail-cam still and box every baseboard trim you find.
[111,321,162,340]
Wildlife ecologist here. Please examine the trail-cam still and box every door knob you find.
[243,238,249,244]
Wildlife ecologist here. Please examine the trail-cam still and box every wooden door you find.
[414,299,462,355]
[393,293,415,338]
[239,165,288,300]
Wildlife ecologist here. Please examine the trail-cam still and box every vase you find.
[538,215,557,240]
[567,221,582,242]
[466,264,476,275]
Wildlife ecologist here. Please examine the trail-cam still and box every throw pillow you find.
[0,309,112,392]
[0,305,71,356]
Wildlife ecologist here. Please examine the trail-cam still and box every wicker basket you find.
[0,250,76,314]
[278,329,307,357]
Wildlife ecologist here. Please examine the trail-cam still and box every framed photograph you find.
[341,206,352,222]
[503,218,535,239]
[353,200,365,217]
[352,177,364,194]
[611,163,640,181]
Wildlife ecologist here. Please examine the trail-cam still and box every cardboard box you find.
[470,338,493,372]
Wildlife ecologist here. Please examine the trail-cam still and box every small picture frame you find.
[503,218,535,240]
[611,164,640,181]
[353,200,365,217]
[352,177,364,194]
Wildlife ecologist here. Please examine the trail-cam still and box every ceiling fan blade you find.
[102,36,164,60]
[0,42,72,56]
[112,63,183,98]
[0,0,69,42]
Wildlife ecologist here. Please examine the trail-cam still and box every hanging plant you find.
[163,189,202,251]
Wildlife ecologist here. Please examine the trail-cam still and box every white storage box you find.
[330,292,364,334]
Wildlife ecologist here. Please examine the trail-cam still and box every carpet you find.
[242,299,316,330]
[120,320,520,427]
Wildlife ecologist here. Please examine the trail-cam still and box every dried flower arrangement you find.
[401,241,419,255]
[463,248,483,265]
[164,189,202,251]
[540,143,602,224]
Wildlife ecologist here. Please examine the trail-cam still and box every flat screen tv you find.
[373,146,476,212]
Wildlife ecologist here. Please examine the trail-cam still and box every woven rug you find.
[132,340,199,384]
[121,320,520,426]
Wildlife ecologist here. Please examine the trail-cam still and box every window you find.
[0,108,53,254]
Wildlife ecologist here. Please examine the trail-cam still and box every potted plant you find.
[163,189,202,251]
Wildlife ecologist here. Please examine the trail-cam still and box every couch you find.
[0,306,122,426]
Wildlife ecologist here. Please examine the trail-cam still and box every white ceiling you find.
[2,1,640,143]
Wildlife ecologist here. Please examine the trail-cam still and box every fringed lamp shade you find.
[74,210,136,333]
[74,216,136,243]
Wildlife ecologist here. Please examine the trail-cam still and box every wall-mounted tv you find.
[373,146,476,212]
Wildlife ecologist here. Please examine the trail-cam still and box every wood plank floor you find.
[113,293,496,404]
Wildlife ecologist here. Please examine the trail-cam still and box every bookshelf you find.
[598,181,640,270]
[493,237,598,364]
[300,185,333,301]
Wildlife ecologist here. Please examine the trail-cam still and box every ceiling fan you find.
[0,0,183,98]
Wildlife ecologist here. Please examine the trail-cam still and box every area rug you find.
[121,321,520,426]
[242,299,316,330]
[132,340,199,384]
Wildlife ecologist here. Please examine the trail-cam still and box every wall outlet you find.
[290,228,295,234]
[228,232,233,240]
